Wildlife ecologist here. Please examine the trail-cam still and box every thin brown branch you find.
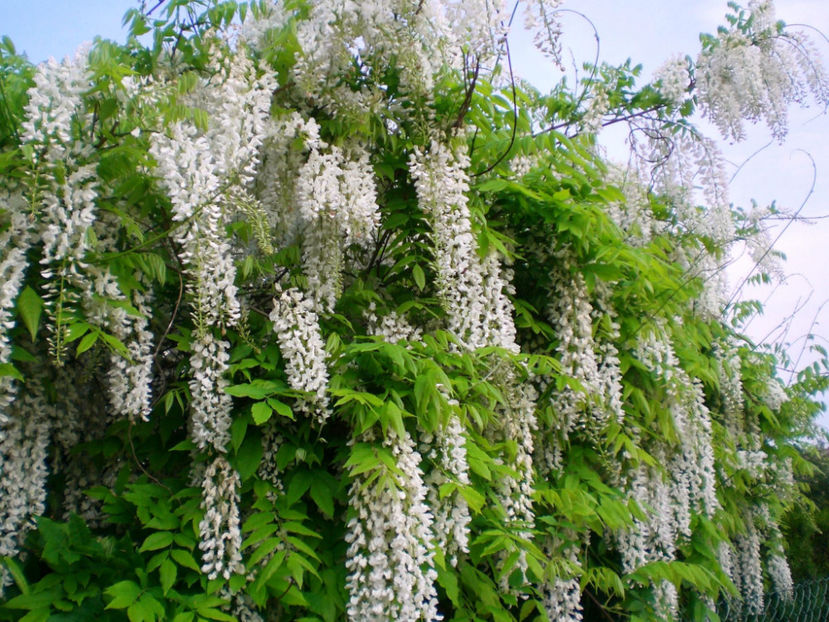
[473,36,518,177]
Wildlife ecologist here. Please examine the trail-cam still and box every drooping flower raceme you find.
[189,335,234,451]
[422,413,471,567]
[695,0,829,142]
[541,533,584,622]
[654,54,691,108]
[269,287,332,425]
[296,143,380,312]
[410,141,517,353]
[0,379,51,594]
[0,192,31,431]
[199,455,244,581]
[344,430,441,622]
[411,140,536,580]
[522,0,565,67]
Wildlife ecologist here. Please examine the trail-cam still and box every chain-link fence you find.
[718,577,829,621]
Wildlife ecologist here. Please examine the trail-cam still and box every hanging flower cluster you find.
[0,379,51,594]
[269,287,332,424]
[422,413,471,567]
[695,0,829,142]
[0,1,824,620]
[344,430,440,622]
[541,535,584,622]
[199,455,244,581]
[411,139,536,579]
[0,190,30,431]
[296,143,380,312]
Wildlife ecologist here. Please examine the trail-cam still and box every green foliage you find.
[0,1,827,621]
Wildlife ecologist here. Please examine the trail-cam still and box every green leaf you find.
[235,432,263,481]
[105,580,142,609]
[231,416,248,452]
[0,363,24,381]
[100,331,131,358]
[17,286,43,341]
[139,531,174,552]
[458,486,485,513]
[171,549,201,573]
[251,401,272,425]
[309,479,335,517]
[412,264,426,291]
[267,398,294,420]
[64,322,91,342]
[76,329,100,355]
[5,588,62,611]
[159,558,176,594]
[1,556,28,594]
[225,379,288,399]
[196,608,235,621]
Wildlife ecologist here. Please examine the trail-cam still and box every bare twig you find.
[726,150,817,308]
[474,36,518,177]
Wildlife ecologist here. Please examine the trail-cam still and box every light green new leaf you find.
[17,286,42,341]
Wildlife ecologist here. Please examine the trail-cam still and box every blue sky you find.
[0,0,135,63]
[2,0,828,429]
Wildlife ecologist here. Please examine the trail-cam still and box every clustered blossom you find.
[344,430,440,622]
[541,534,584,622]
[151,121,239,328]
[636,326,719,520]
[743,204,785,281]
[422,414,471,567]
[269,287,332,424]
[605,165,656,245]
[718,339,746,425]
[522,0,565,67]
[19,48,102,364]
[21,54,157,420]
[20,46,90,159]
[291,0,442,117]
[103,290,155,422]
[614,324,724,616]
[733,512,764,616]
[410,141,517,352]
[296,143,380,311]
[0,379,51,594]
[766,529,794,598]
[150,47,276,585]
[151,39,274,331]
[365,303,423,344]
[256,113,323,247]
[411,140,536,579]
[224,590,265,622]
[695,0,829,142]
[0,193,31,430]
[189,336,234,451]
[617,465,680,618]
[257,421,285,497]
[199,456,244,581]
[654,54,691,108]
[443,0,510,61]
[645,131,732,246]
[581,85,610,134]
[543,259,623,470]
[255,112,380,314]
[82,215,155,422]
[543,574,582,622]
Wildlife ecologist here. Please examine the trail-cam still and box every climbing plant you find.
[0,1,827,620]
